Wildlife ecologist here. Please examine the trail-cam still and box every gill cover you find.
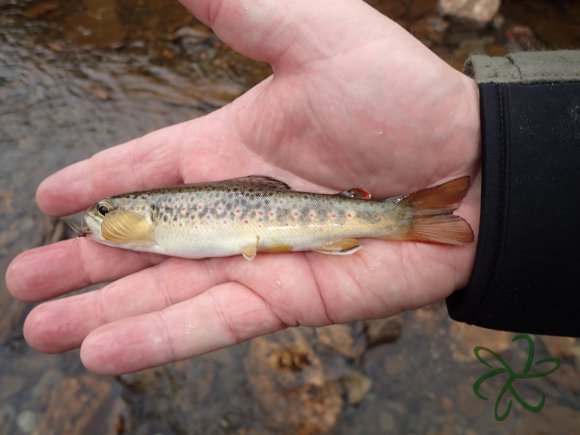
[101,210,155,245]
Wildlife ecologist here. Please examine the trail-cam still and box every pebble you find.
[16,410,37,434]
[438,0,501,25]
[343,372,373,405]
[365,315,404,347]
[539,336,577,360]
[244,329,344,433]
[316,324,366,359]
[449,322,511,363]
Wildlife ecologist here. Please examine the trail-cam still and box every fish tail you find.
[397,176,474,246]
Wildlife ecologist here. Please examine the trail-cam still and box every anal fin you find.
[313,239,363,255]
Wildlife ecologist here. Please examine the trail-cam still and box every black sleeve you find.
[446,80,580,337]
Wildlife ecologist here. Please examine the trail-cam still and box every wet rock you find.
[365,0,406,22]
[440,395,453,412]
[514,402,580,435]
[547,364,580,394]
[539,336,577,360]
[172,25,212,41]
[438,0,500,25]
[349,400,405,434]
[449,322,511,363]
[316,324,366,359]
[23,1,60,20]
[365,315,404,347]
[409,0,439,19]
[35,375,124,435]
[0,191,14,215]
[245,329,343,434]
[85,83,111,101]
[454,383,486,419]
[484,41,509,57]
[410,15,449,45]
[343,372,372,405]
[63,0,127,49]
[31,369,64,399]
[504,24,539,51]
[0,271,26,344]
[0,406,14,435]
[383,353,409,377]
[572,343,580,362]
[0,375,25,402]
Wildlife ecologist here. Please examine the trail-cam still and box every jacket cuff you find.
[465,50,580,84]
[446,54,580,337]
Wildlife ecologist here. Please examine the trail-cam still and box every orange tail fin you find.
[400,177,474,246]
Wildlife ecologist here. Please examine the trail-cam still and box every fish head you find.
[83,196,156,246]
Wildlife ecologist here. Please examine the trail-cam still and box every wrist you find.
[458,74,481,177]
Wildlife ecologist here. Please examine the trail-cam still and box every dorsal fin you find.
[339,187,372,200]
[222,175,291,190]
[402,176,470,216]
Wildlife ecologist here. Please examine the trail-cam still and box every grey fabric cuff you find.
[465,50,580,84]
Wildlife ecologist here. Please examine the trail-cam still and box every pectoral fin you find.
[101,211,155,244]
[313,239,363,255]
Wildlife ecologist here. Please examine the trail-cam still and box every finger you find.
[78,238,470,375]
[21,252,324,353]
[22,256,225,352]
[180,0,392,72]
[80,281,286,375]
[6,238,165,302]
[22,239,475,357]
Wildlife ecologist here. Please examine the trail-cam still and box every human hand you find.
[6,0,480,375]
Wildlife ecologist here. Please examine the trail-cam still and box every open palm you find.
[6,0,481,375]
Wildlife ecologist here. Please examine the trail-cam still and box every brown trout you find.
[82,175,473,260]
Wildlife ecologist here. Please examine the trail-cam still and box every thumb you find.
[179,0,399,72]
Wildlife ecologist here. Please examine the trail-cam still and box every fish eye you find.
[98,205,110,216]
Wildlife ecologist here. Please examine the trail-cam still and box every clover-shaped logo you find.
[473,333,560,421]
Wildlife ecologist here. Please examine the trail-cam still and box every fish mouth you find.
[81,214,102,238]
[64,213,93,238]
